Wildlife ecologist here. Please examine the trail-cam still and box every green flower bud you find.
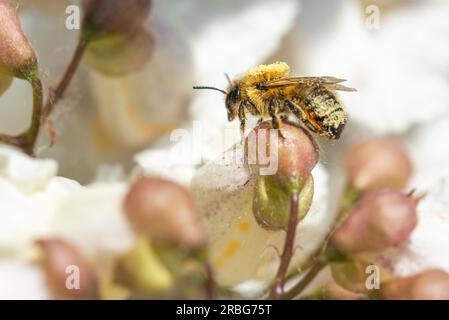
[246,122,319,231]
[253,175,314,231]
[36,239,97,300]
[0,0,38,79]
[85,28,153,76]
[323,280,365,300]
[114,236,174,295]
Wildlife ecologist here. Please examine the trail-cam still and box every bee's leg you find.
[245,101,259,116]
[257,118,264,125]
[238,102,246,141]
[286,100,318,134]
[269,100,285,139]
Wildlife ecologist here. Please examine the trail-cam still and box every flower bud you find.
[246,122,319,230]
[36,239,97,300]
[114,236,174,295]
[253,175,314,231]
[344,138,412,192]
[323,280,365,300]
[246,121,319,192]
[330,260,369,294]
[82,0,152,39]
[124,177,207,250]
[380,269,449,300]
[331,189,417,254]
[85,28,153,76]
[0,0,38,79]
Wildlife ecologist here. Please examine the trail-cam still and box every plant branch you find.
[43,37,88,118]
[204,262,216,300]
[281,260,327,300]
[0,75,43,156]
[270,192,299,299]
[280,185,360,299]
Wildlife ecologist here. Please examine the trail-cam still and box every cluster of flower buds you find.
[35,239,98,300]
[82,0,154,76]
[331,137,416,254]
[118,176,209,298]
[325,138,422,298]
[0,0,38,90]
[247,121,319,230]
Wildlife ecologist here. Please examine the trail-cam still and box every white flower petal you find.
[0,259,49,300]
[295,0,449,134]
[0,146,57,194]
[51,183,135,266]
[405,116,449,189]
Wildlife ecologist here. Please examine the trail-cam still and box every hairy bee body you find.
[194,62,355,140]
[290,84,348,139]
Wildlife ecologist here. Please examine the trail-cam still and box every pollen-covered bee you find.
[193,61,356,140]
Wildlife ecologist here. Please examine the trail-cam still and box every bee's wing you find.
[262,76,357,91]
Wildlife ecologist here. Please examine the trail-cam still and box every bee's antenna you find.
[224,73,232,85]
[193,86,227,95]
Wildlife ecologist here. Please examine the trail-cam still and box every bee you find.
[193,61,356,140]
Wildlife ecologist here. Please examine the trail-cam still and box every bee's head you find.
[193,74,241,122]
[225,84,240,121]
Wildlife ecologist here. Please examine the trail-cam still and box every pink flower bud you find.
[331,189,417,254]
[380,269,449,300]
[0,0,37,78]
[344,138,412,192]
[36,239,97,300]
[246,121,319,190]
[124,177,206,250]
[246,122,319,230]
[82,0,152,39]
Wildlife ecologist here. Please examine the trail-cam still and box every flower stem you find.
[204,262,216,300]
[279,186,360,299]
[270,192,299,299]
[281,260,327,300]
[0,75,43,156]
[43,37,88,118]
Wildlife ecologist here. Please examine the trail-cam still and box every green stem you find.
[43,37,88,118]
[270,192,299,299]
[279,185,359,299]
[281,260,327,300]
[204,262,216,300]
[0,74,43,156]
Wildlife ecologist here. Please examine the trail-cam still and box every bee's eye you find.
[230,87,239,101]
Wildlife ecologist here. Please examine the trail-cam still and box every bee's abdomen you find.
[299,85,348,139]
